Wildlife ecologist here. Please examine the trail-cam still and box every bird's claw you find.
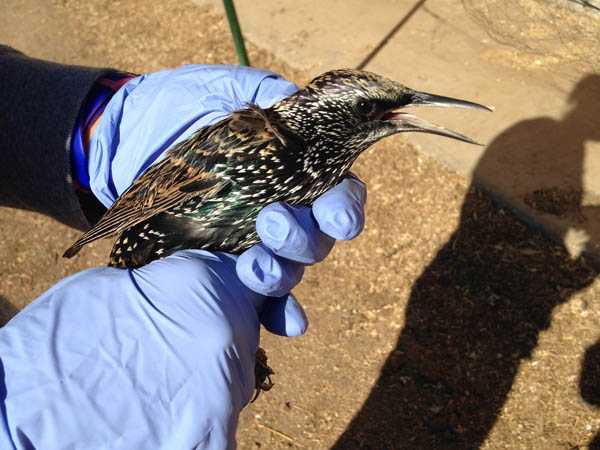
[252,346,274,402]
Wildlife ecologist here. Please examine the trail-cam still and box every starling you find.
[64,69,490,267]
[64,69,490,396]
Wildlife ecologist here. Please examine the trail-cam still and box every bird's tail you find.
[63,229,103,258]
[63,241,84,258]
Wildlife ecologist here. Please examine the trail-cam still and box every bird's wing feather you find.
[63,159,227,257]
[64,106,290,258]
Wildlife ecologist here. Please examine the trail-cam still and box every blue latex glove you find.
[0,179,365,449]
[84,63,367,334]
[0,65,368,449]
[87,65,300,207]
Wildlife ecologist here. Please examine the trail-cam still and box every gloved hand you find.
[0,178,366,450]
[86,64,300,207]
[0,65,368,449]
[82,63,366,353]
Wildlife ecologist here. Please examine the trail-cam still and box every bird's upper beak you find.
[382,88,493,145]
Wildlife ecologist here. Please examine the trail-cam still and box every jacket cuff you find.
[0,45,114,229]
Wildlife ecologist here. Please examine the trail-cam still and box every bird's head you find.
[271,69,492,167]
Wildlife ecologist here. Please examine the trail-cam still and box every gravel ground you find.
[2,1,600,449]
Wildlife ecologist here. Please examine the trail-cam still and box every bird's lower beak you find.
[382,111,483,145]
[382,89,493,145]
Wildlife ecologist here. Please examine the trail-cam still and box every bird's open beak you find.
[382,89,493,145]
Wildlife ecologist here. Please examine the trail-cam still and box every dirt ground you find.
[2,1,600,449]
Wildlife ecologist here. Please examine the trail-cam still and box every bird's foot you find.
[252,347,274,402]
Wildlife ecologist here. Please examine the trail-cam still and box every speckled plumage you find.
[64,69,489,268]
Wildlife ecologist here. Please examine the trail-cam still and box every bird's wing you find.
[63,107,290,258]
[63,158,228,257]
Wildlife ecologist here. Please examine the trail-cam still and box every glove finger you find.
[259,293,308,337]
[236,243,304,297]
[256,202,335,265]
[313,177,367,241]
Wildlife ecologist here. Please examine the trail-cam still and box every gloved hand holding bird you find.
[65,69,490,264]
[64,67,491,393]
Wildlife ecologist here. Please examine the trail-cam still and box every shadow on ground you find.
[0,296,18,327]
[333,74,600,449]
[581,342,600,449]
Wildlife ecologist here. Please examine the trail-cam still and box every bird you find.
[64,69,490,396]
[64,69,491,268]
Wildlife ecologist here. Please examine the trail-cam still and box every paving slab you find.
[198,0,600,259]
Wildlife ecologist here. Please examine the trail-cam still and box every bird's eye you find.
[356,99,375,117]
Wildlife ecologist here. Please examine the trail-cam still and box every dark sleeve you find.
[0,45,114,229]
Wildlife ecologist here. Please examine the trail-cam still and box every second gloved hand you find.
[0,177,366,450]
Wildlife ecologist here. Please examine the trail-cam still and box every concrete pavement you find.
[199,0,600,260]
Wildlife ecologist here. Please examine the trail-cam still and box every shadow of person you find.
[332,74,600,449]
[581,342,600,449]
